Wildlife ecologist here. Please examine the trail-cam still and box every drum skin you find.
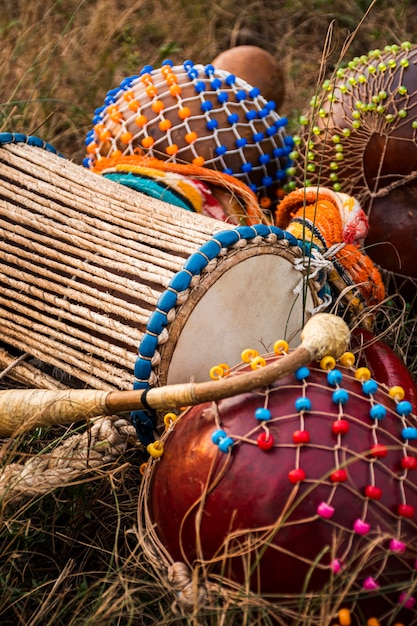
[149,355,417,619]
[294,42,417,280]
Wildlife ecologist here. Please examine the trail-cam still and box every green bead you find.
[329,172,338,181]
[293,135,301,145]
[358,74,367,84]
[378,62,387,71]
[340,84,348,94]
[333,182,342,191]
[336,69,345,79]
[352,120,361,129]
[388,59,397,69]
[352,111,361,119]
[289,150,299,160]
[412,121,417,129]
[312,126,320,135]
[299,115,308,125]
[376,105,385,114]
[379,90,387,100]
[342,128,351,137]
[398,85,408,95]
[307,163,315,172]
[332,135,341,143]
[286,167,296,177]
[330,161,339,170]
[335,152,344,160]
[400,58,409,68]
[368,64,376,74]
[335,143,343,152]
[401,41,412,50]
[398,109,407,118]
[385,113,394,123]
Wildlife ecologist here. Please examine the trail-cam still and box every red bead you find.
[257,431,274,451]
[288,468,306,484]
[292,429,310,444]
[397,504,415,518]
[401,456,417,470]
[330,469,348,483]
[370,443,388,458]
[364,485,383,500]
[332,419,349,435]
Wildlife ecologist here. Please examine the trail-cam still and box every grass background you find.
[1,1,417,624]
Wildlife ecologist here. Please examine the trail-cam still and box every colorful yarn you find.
[274,186,385,317]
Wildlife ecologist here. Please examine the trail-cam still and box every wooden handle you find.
[0,313,350,436]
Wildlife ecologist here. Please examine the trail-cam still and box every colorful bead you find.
[332,419,349,435]
[370,443,388,458]
[295,366,310,380]
[218,436,234,453]
[255,408,271,421]
[159,119,172,131]
[192,156,205,167]
[317,501,335,519]
[166,144,179,156]
[141,136,155,148]
[363,577,380,591]
[178,106,191,119]
[362,379,378,395]
[288,468,306,483]
[147,440,164,458]
[330,468,348,482]
[339,352,355,367]
[292,429,310,444]
[397,504,415,518]
[241,348,259,362]
[327,369,343,386]
[331,558,343,573]
[209,363,230,380]
[398,592,415,609]
[367,619,381,626]
[369,404,386,420]
[389,385,405,401]
[320,355,336,370]
[396,400,413,416]
[250,355,267,369]
[338,608,351,626]
[163,412,177,428]
[389,539,407,553]
[273,339,289,354]
[211,429,227,444]
[365,485,383,499]
[401,456,417,470]
[332,388,349,404]
[355,367,371,381]
[257,431,275,451]
[353,518,371,535]
[402,427,417,440]
[295,396,312,412]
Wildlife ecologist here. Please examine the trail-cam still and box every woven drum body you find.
[0,142,323,392]
[294,42,417,281]
[147,355,417,621]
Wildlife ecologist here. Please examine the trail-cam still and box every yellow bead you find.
[241,348,259,363]
[250,356,267,370]
[273,339,289,355]
[320,355,336,371]
[209,364,230,380]
[389,386,405,401]
[355,366,371,381]
[339,351,355,367]
[338,608,351,626]
[147,441,164,458]
[163,412,177,428]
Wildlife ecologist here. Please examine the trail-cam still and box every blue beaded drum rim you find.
[0,132,63,156]
[131,223,331,445]
[83,60,294,198]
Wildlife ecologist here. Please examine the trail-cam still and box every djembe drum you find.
[140,344,417,624]
[0,138,325,404]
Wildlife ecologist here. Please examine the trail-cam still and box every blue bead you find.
[266,100,276,111]
[157,289,178,312]
[133,357,152,380]
[210,78,222,90]
[169,270,193,291]
[183,251,208,274]
[295,366,310,381]
[275,116,288,128]
[241,162,252,173]
[259,154,270,164]
[201,100,213,112]
[215,145,227,156]
[218,436,234,453]
[266,126,277,137]
[282,231,298,246]
[275,169,287,180]
[140,64,154,75]
[206,119,218,130]
[236,137,247,148]
[402,427,417,440]
[236,90,247,101]
[183,59,194,70]
[83,157,92,168]
[236,226,256,240]
[211,429,227,444]
[362,379,378,395]
[249,87,261,98]
[187,68,199,79]
[204,64,215,76]
[225,74,236,85]
[285,135,294,146]
[369,404,386,420]
[257,108,269,119]
[223,167,234,176]
[213,229,241,247]
[162,59,174,67]
[138,334,159,358]
[217,91,229,103]
[273,147,287,158]
[327,369,343,386]
[227,113,239,124]
[295,397,311,412]
[252,224,271,237]
[262,176,273,187]
[253,132,264,142]
[245,110,257,121]
[194,81,206,93]
[146,310,168,335]
[332,389,349,405]
[396,401,413,416]
[249,183,257,192]
[198,239,222,260]
[255,408,271,421]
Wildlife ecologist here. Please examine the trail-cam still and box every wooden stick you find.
[0,314,350,437]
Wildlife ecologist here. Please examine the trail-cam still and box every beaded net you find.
[84,60,294,211]
[139,349,417,624]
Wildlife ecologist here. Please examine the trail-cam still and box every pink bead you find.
[317,502,335,519]
[363,577,380,591]
[331,558,343,574]
[353,518,371,535]
[399,592,416,609]
[389,539,407,553]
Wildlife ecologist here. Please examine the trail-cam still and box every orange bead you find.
[86,142,98,154]
[161,65,172,78]
[169,84,182,97]
[111,149,123,158]
[141,73,153,85]
[146,85,158,98]
[120,131,133,144]
[135,114,148,127]
[141,136,155,148]
[94,123,105,134]
[260,196,272,209]
[185,131,198,144]
[123,90,135,101]
[166,144,179,156]
[159,119,172,131]
[128,99,140,112]
[192,155,205,167]
[152,99,165,113]
[165,73,178,85]
[178,107,191,119]
[110,111,122,123]
[99,129,111,141]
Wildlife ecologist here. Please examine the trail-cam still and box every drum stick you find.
[0,313,350,437]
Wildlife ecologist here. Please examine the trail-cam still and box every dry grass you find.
[1,0,417,624]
